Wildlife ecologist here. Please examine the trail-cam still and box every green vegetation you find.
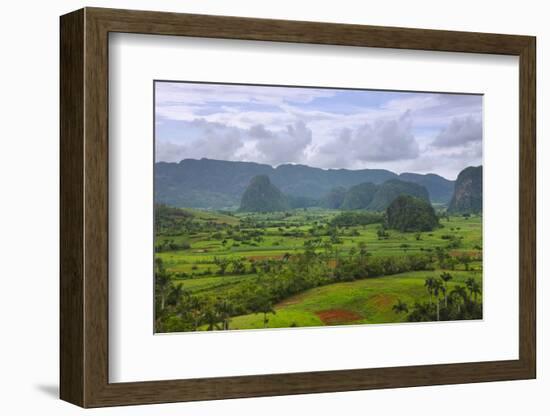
[322,187,347,209]
[399,172,454,205]
[396,272,482,322]
[230,270,481,329]
[336,179,430,211]
[386,195,440,232]
[368,179,430,211]
[330,211,383,227]
[154,203,482,332]
[239,175,289,212]
[341,182,378,210]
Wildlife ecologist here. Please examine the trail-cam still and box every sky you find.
[154,81,483,180]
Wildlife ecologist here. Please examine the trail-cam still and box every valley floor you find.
[155,209,483,331]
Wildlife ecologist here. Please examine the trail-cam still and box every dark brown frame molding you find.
[60,7,536,408]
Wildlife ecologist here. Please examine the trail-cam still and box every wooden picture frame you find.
[60,7,536,408]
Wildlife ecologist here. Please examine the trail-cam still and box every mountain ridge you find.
[155,158,456,209]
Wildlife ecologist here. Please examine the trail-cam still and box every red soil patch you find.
[315,309,362,325]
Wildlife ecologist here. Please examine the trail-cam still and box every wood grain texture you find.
[59,7,537,408]
[83,10,110,406]
[518,38,537,375]
[59,8,84,407]
[88,7,532,54]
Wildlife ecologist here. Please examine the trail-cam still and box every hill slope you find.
[447,166,483,214]
[322,187,348,209]
[341,182,378,210]
[399,172,454,204]
[368,179,430,211]
[239,175,289,212]
[386,195,439,232]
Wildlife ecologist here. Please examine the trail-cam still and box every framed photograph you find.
[60,7,536,407]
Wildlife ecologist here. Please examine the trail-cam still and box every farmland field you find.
[230,270,481,329]
[154,206,482,332]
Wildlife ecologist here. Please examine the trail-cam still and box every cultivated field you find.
[154,207,482,331]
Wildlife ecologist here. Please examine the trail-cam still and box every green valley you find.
[155,203,482,332]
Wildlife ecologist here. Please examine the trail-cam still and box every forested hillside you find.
[155,158,454,209]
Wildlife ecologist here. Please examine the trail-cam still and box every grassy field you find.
[229,270,481,330]
[155,207,482,331]
[157,211,481,273]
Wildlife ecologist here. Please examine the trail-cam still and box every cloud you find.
[255,121,313,165]
[397,144,482,180]
[315,112,419,167]
[249,124,274,139]
[431,116,482,148]
[154,82,483,179]
[155,119,245,162]
[156,119,313,166]
[354,111,419,161]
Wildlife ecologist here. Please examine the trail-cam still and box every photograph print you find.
[154,81,483,333]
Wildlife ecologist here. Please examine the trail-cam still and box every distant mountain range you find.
[238,175,432,213]
[155,158,456,209]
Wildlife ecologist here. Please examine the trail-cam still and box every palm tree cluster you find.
[393,273,482,322]
[154,258,275,332]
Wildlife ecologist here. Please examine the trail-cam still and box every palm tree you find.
[450,285,468,315]
[166,283,184,308]
[155,269,172,311]
[392,299,409,315]
[424,277,437,305]
[215,297,234,330]
[432,279,444,321]
[188,296,205,330]
[154,257,165,273]
[260,301,275,328]
[458,253,472,271]
[358,241,368,264]
[435,246,447,267]
[470,281,482,303]
[204,305,221,331]
[251,286,275,328]
[440,272,453,307]
[407,302,432,322]
[465,278,481,303]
